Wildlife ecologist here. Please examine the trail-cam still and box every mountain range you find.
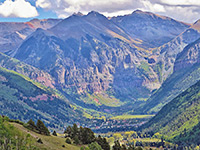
[0,19,61,55]
[1,10,200,135]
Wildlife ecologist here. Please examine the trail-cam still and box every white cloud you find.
[159,0,200,6]
[36,0,143,18]
[35,0,200,23]
[142,0,165,12]
[0,0,38,18]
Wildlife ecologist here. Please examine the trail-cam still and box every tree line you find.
[64,123,110,150]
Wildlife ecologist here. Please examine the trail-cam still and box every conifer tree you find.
[36,120,50,136]
[113,140,121,150]
[52,130,57,136]
[27,119,37,131]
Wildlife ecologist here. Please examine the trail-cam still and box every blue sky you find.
[0,0,200,23]
[0,0,57,22]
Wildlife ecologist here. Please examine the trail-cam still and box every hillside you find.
[139,37,200,114]
[0,116,80,150]
[140,79,200,146]
[0,52,55,88]
[0,67,87,129]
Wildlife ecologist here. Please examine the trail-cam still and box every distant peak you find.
[87,11,102,16]
[132,9,154,16]
[86,11,107,20]
[73,12,84,17]
[192,19,200,31]
[29,18,40,22]
[193,19,200,25]
[133,9,144,14]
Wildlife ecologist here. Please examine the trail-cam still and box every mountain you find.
[0,19,62,55]
[139,33,200,114]
[140,79,200,147]
[13,11,200,117]
[0,67,87,129]
[111,10,190,48]
[50,11,135,44]
[156,21,200,81]
[14,11,163,107]
[2,10,200,129]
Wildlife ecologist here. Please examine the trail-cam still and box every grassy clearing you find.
[111,115,154,120]
[81,92,123,107]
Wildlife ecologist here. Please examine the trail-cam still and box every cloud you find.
[35,0,200,23]
[159,0,200,6]
[0,0,38,18]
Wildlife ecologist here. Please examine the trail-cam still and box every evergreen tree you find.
[72,124,78,138]
[122,144,127,150]
[73,135,80,145]
[88,142,103,150]
[27,119,37,131]
[52,130,57,136]
[79,126,84,143]
[96,135,110,150]
[36,120,50,136]
[127,145,135,150]
[65,138,71,144]
[65,126,72,137]
[81,127,95,144]
[113,140,121,150]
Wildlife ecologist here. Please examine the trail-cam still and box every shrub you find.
[65,138,72,144]
[52,130,57,136]
[37,138,43,144]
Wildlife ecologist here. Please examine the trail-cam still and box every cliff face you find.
[139,37,200,114]
[14,11,168,102]
[174,38,200,71]
[7,10,200,114]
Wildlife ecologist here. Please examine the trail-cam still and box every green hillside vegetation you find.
[0,116,112,150]
[100,131,175,149]
[141,79,200,148]
[0,116,80,150]
[140,63,200,114]
[0,52,54,88]
[0,67,51,96]
[0,67,87,130]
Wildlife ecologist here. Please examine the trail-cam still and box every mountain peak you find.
[131,9,168,19]
[87,11,105,17]
[132,9,144,14]
[192,19,200,31]
[194,19,200,24]
[29,18,41,22]
[72,12,84,17]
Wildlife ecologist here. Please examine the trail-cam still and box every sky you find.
[0,0,200,23]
